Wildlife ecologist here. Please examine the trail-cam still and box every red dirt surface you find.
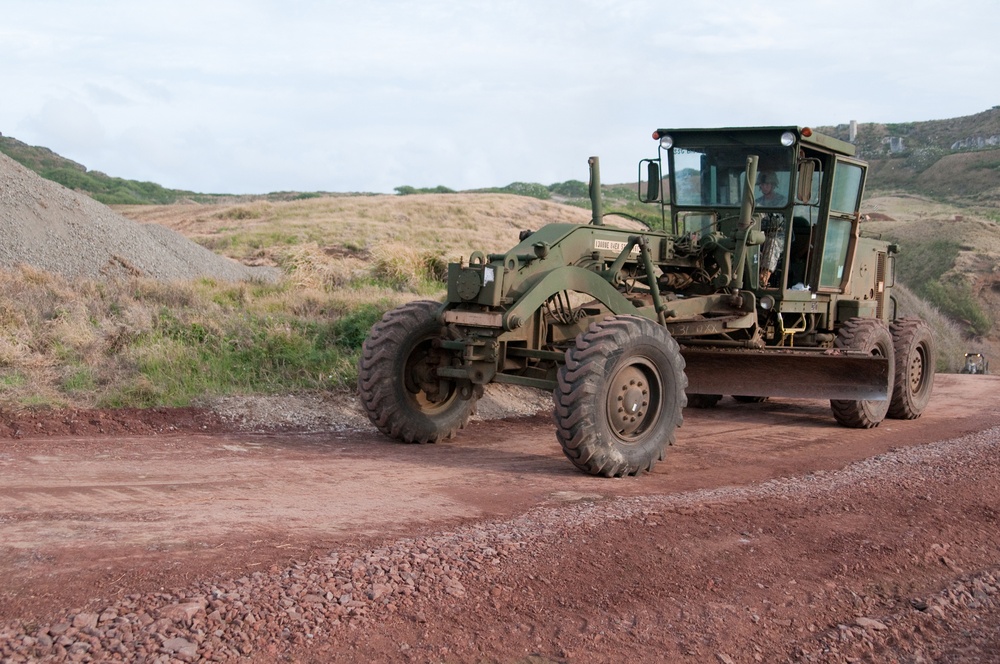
[2,374,1000,662]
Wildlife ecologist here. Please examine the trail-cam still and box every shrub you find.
[331,304,388,349]
[370,243,447,291]
[548,180,589,198]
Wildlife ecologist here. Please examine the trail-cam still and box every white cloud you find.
[1,0,997,193]
[22,96,107,156]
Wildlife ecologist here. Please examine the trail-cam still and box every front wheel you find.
[830,318,894,429]
[888,318,934,419]
[358,300,477,443]
[554,316,687,477]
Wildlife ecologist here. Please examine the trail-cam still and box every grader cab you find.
[358,126,935,476]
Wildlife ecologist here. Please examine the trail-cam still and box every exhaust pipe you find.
[588,156,603,226]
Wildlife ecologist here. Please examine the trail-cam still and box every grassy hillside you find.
[818,107,1000,210]
[6,106,999,209]
[0,190,993,411]
[0,135,348,205]
[0,195,599,409]
[1,113,998,410]
[0,135,194,205]
[861,194,999,364]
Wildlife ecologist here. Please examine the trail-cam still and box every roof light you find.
[659,134,674,149]
[780,131,796,147]
[801,127,813,137]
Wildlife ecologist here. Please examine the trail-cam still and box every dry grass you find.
[0,195,595,408]
[891,283,988,373]
[116,194,593,312]
[3,192,992,411]
[0,265,404,409]
[862,194,1000,358]
[122,191,1000,375]
[0,266,130,406]
[116,193,592,267]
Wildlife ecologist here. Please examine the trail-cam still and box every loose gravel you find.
[0,153,277,283]
[2,427,998,663]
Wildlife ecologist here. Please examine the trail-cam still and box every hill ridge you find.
[5,107,1000,207]
[0,151,277,283]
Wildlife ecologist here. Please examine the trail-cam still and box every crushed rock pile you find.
[0,152,278,283]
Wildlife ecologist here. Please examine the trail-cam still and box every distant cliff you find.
[818,107,1000,205]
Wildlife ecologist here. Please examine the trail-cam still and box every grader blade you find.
[681,348,891,401]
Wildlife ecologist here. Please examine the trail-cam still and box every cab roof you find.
[653,126,856,157]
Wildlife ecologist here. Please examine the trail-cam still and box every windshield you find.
[671,145,793,208]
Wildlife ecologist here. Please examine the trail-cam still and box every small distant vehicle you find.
[960,353,989,374]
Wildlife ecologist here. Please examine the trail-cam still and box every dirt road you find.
[2,374,1000,662]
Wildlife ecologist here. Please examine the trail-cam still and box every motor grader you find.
[960,352,989,374]
[358,126,935,476]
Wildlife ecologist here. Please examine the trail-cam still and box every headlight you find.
[759,294,776,310]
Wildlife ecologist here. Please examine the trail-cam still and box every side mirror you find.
[640,159,661,203]
[797,160,816,203]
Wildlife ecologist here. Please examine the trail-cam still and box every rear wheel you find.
[888,318,934,419]
[686,394,722,408]
[554,316,687,477]
[358,300,477,443]
[830,318,894,429]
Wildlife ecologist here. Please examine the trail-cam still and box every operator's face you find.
[760,182,773,195]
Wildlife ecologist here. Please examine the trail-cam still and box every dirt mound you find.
[0,405,228,438]
[0,152,278,283]
[0,384,554,439]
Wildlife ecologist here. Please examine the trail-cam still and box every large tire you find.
[358,300,477,443]
[888,318,934,419]
[830,318,895,429]
[554,316,687,477]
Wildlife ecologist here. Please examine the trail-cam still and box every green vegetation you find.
[923,279,992,337]
[2,114,998,405]
[41,167,181,205]
[891,239,960,289]
[394,185,457,195]
[114,307,347,407]
[888,238,993,336]
[0,266,412,409]
[817,107,1000,206]
[549,180,588,198]
[0,136,196,205]
[0,135,345,205]
[393,179,661,223]
[491,182,551,199]
[393,178,666,229]
[600,184,668,230]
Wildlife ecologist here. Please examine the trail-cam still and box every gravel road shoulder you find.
[1,375,999,663]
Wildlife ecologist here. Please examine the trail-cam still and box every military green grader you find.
[960,352,989,374]
[358,126,935,476]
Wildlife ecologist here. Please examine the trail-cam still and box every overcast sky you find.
[2,0,998,195]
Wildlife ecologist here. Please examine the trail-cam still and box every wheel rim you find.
[606,357,662,443]
[908,346,927,393]
[402,336,458,414]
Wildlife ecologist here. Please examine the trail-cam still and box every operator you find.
[756,171,787,287]
[756,171,786,207]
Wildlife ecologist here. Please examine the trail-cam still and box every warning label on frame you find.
[594,239,640,254]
